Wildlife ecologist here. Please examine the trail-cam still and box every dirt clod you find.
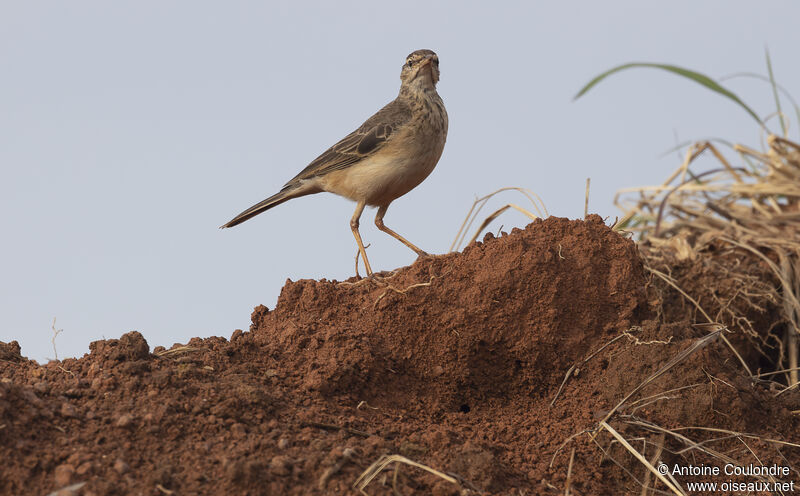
[60,402,78,418]
[270,455,293,476]
[53,464,74,487]
[115,413,133,428]
[0,341,22,362]
[113,459,130,475]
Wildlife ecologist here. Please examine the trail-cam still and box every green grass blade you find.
[720,71,800,140]
[765,46,787,136]
[574,62,765,129]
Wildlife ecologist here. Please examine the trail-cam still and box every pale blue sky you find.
[2,1,798,362]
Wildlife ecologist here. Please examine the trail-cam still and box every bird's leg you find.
[350,200,373,276]
[374,205,429,258]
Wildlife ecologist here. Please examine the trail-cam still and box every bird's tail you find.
[220,187,300,229]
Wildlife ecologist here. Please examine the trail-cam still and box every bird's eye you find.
[407,60,413,67]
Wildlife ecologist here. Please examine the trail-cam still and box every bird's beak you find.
[419,55,434,67]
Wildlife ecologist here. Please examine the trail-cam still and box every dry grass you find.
[50,317,63,362]
[590,416,796,495]
[616,135,800,385]
[564,134,800,494]
[353,454,458,495]
[451,187,548,252]
[554,322,797,493]
[373,275,436,308]
[564,56,800,495]
[600,421,686,496]
[154,346,201,357]
[551,330,630,407]
[594,327,723,428]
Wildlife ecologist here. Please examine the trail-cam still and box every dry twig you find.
[354,454,458,495]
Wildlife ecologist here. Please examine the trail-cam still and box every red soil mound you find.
[2,215,799,495]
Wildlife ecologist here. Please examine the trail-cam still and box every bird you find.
[221,49,448,277]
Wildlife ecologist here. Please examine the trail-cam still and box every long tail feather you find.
[220,189,296,228]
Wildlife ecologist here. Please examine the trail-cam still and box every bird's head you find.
[400,49,440,90]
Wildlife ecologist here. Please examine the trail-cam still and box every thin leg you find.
[350,200,373,276]
[374,205,429,257]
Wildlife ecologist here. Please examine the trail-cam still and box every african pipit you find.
[221,49,448,276]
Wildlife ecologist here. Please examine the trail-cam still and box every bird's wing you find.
[283,98,413,187]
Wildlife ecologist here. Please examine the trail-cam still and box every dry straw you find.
[563,53,800,493]
[353,454,457,495]
[575,55,800,384]
[615,135,800,384]
[450,187,547,252]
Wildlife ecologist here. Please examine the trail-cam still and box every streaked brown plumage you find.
[221,49,448,276]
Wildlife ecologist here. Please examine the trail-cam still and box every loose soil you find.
[2,215,799,495]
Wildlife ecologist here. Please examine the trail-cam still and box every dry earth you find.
[2,216,799,495]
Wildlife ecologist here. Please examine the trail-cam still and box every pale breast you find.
[319,92,448,207]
